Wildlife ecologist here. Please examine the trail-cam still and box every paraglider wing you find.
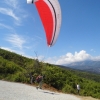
[27,0,61,47]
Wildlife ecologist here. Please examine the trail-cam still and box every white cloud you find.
[1,47,25,56]
[0,8,20,21]
[0,47,14,52]
[44,50,97,65]
[44,56,58,64]
[4,0,19,9]
[0,23,14,31]
[56,50,92,65]
[6,33,26,49]
[0,0,29,26]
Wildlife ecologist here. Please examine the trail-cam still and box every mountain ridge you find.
[63,60,100,74]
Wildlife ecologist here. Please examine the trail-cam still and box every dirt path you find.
[0,80,99,100]
[77,96,100,100]
[0,80,80,100]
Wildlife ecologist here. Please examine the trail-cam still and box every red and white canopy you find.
[27,0,61,47]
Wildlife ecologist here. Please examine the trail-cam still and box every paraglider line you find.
[45,46,49,60]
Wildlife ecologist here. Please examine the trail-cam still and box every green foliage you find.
[43,66,66,89]
[62,84,75,93]
[0,56,23,74]
[0,48,100,99]
[11,72,29,82]
[69,69,100,82]
[0,48,32,68]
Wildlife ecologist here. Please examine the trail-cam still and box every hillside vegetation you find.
[0,48,100,99]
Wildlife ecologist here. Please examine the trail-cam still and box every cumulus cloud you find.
[56,50,92,65]
[44,50,100,65]
[6,33,26,49]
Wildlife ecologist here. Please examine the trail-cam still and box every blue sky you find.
[0,0,100,65]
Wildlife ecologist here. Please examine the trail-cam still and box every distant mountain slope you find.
[64,60,100,74]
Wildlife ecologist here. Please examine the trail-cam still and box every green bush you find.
[62,84,75,93]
